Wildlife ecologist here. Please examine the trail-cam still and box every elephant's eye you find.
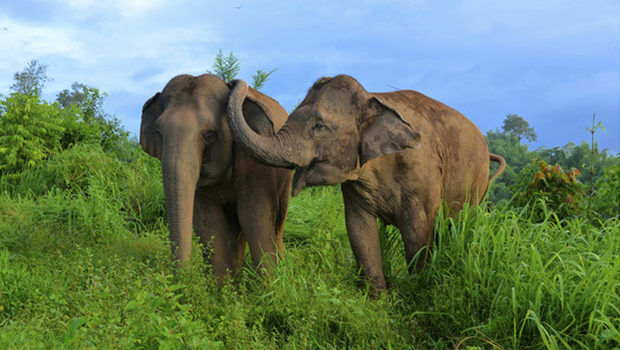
[312,122,324,131]
[201,129,218,144]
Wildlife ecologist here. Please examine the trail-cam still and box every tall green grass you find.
[403,205,620,349]
[0,144,618,349]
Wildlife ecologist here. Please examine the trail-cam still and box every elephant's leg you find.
[342,191,386,293]
[237,193,283,275]
[193,191,244,277]
[399,196,440,274]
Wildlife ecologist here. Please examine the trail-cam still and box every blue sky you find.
[1,0,618,152]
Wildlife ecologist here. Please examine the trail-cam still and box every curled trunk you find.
[227,79,308,168]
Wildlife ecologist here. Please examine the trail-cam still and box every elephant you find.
[226,75,506,293]
[140,74,292,277]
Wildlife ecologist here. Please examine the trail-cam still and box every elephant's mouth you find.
[291,158,318,196]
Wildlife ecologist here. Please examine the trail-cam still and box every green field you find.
[0,144,618,349]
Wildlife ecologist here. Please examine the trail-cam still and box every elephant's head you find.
[140,74,281,263]
[227,75,420,196]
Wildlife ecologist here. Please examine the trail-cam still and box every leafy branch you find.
[207,49,275,91]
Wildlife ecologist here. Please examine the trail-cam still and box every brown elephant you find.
[140,74,292,277]
[226,75,506,292]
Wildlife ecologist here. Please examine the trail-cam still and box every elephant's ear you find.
[359,96,421,166]
[140,92,163,159]
[240,88,287,136]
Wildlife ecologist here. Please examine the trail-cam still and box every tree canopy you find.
[502,113,537,143]
[486,113,617,214]
[0,60,129,177]
[9,60,51,96]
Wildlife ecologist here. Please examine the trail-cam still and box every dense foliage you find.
[485,124,618,220]
[502,113,537,143]
[513,160,585,222]
[592,163,620,219]
[0,60,618,349]
[0,61,129,178]
[0,93,66,175]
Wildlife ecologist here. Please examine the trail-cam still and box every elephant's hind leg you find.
[237,195,283,276]
[399,196,440,274]
[193,193,244,277]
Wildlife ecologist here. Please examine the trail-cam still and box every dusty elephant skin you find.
[140,74,292,277]
[227,75,506,293]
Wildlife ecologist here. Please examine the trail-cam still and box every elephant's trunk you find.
[227,79,309,168]
[161,147,201,264]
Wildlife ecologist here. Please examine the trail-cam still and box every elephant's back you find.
[375,90,487,158]
[376,90,491,207]
[375,90,479,132]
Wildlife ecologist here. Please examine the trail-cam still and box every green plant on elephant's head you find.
[513,159,585,222]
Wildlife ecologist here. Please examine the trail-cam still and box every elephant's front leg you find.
[342,191,386,294]
[193,191,246,277]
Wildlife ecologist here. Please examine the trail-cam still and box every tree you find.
[0,61,132,177]
[56,83,128,152]
[57,82,90,109]
[9,60,51,96]
[537,141,616,192]
[0,93,66,176]
[485,129,538,203]
[56,82,110,123]
[502,114,537,143]
[486,113,618,207]
[207,49,276,91]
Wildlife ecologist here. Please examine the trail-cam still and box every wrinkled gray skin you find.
[227,75,506,293]
[140,74,292,277]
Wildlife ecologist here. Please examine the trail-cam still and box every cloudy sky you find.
[1,0,619,152]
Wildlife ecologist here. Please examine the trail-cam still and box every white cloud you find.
[56,0,168,19]
[0,18,81,59]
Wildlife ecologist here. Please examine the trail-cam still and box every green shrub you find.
[0,89,130,179]
[513,159,586,222]
[0,143,166,234]
[592,163,620,220]
[0,93,65,176]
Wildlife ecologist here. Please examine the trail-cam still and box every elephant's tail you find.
[488,153,507,184]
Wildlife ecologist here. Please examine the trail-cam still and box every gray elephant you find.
[140,74,292,277]
[226,75,506,293]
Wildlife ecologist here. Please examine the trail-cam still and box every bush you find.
[0,143,166,235]
[0,93,66,176]
[513,159,585,222]
[592,163,620,220]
